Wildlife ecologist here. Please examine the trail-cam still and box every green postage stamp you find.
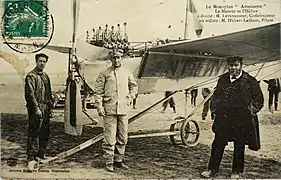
[1,0,54,53]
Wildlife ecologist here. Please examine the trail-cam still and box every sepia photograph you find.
[0,0,280,179]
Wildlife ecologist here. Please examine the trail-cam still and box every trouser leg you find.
[208,135,227,173]
[232,137,245,173]
[133,98,137,108]
[39,113,50,158]
[202,95,210,119]
[115,115,128,162]
[194,90,198,106]
[27,108,42,160]
[163,101,168,111]
[102,115,117,164]
[172,106,176,113]
[274,92,279,110]
[268,91,274,109]
[169,98,176,112]
[191,94,194,105]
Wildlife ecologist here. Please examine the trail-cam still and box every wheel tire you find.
[180,119,200,147]
[169,116,185,145]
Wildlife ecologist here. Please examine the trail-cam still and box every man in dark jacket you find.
[25,53,53,163]
[263,78,280,112]
[201,56,264,178]
[162,91,176,113]
[190,88,198,106]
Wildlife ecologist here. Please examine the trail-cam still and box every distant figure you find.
[163,91,176,113]
[190,89,198,106]
[25,53,53,163]
[201,87,212,120]
[263,78,281,112]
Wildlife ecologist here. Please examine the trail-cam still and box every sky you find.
[49,0,281,43]
[0,0,280,74]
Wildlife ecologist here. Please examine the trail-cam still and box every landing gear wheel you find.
[181,119,200,147]
[169,116,185,145]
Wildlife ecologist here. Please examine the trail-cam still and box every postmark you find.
[1,0,54,53]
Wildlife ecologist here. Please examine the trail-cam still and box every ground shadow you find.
[1,113,281,178]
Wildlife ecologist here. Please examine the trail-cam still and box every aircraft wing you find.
[139,22,281,79]
[3,41,71,54]
[75,39,110,61]
[40,44,71,54]
[4,39,111,61]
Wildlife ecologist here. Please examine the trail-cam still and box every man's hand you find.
[248,103,257,115]
[35,108,42,118]
[97,107,105,116]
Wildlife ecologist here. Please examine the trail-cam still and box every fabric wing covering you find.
[139,23,280,79]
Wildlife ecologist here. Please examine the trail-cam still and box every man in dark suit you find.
[201,56,264,178]
[162,91,176,113]
[25,53,53,163]
[263,78,281,112]
[190,88,198,106]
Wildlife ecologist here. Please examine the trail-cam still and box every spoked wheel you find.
[180,119,200,147]
[169,116,185,145]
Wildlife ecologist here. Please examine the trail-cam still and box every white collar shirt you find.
[230,71,242,83]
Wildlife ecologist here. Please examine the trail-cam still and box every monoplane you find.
[1,0,280,171]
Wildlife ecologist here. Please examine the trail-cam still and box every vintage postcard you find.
[0,0,280,179]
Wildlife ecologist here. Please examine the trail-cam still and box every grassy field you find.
[1,80,281,179]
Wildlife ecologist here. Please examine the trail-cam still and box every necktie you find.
[231,75,236,80]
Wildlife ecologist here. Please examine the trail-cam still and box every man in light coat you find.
[93,49,138,172]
